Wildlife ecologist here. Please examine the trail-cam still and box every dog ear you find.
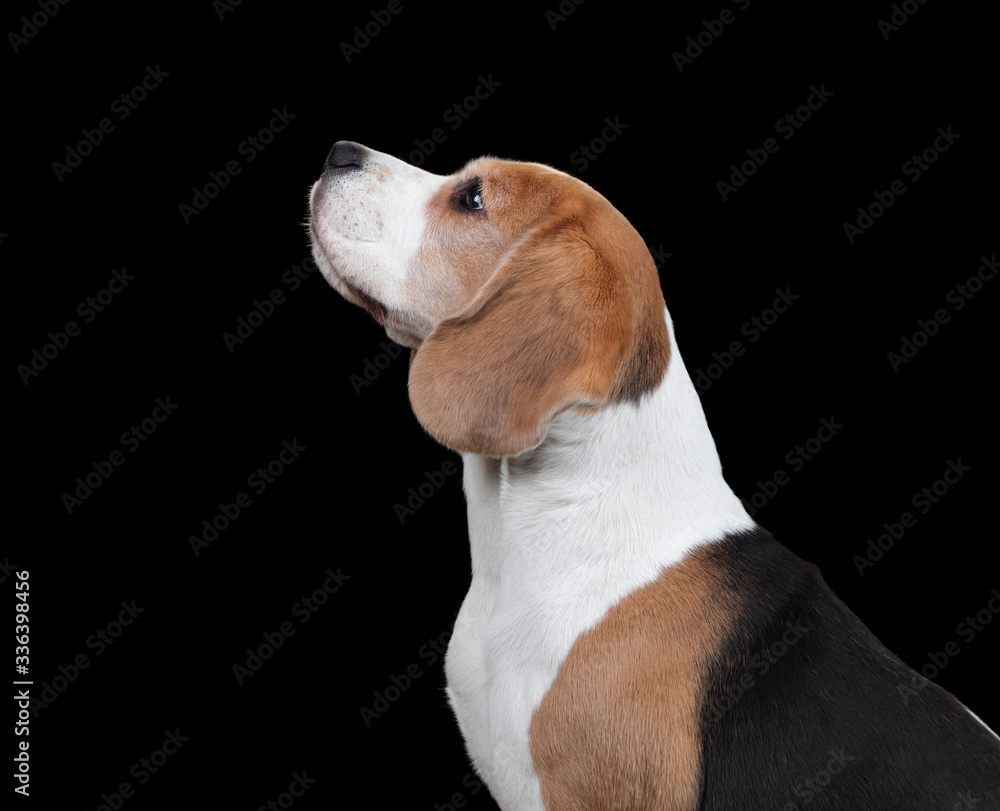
[407,217,669,457]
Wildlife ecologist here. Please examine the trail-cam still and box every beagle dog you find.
[308,141,1000,810]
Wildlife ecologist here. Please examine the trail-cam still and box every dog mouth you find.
[340,276,389,323]
[309,224,391,324]
[335,272,423,348]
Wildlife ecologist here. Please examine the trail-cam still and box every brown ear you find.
[408,217,670,456]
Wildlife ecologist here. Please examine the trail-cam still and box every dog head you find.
[308,141,669,457]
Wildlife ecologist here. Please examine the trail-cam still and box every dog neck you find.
[460,312,755,588]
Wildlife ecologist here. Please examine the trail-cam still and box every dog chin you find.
[309,231,424,349]
[310,237,377,312]
[332,273,380,317]
[320,260,423,348]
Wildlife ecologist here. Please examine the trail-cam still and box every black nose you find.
[324,140,364,173]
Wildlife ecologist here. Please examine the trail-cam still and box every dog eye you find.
[457,178,484,211]
[464,187,483,210]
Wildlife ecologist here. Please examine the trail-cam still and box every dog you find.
[308,141,1000,810]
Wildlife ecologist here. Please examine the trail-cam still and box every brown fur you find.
[408,160,670,457]
[528,546,737,810]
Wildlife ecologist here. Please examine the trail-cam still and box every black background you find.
[8,1,997,808]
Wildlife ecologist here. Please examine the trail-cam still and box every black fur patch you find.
[697,526,999,810]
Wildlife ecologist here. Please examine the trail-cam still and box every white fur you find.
[309,146,446,347]
[444,313,755,810]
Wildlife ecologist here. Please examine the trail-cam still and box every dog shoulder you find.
[698,526,1000,809]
